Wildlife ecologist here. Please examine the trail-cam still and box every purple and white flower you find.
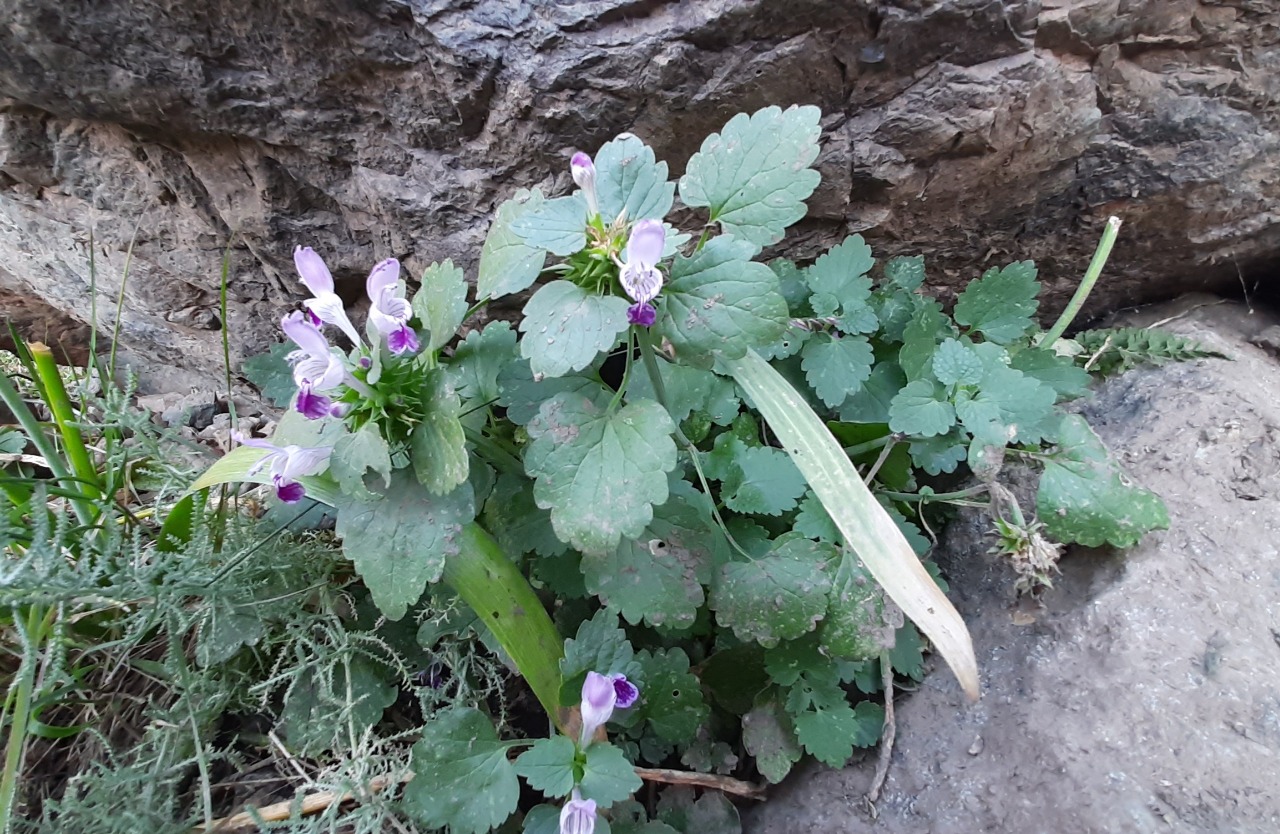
[233,432,331,503]
[366,258,419,356]
[571,152,599,220]
[282,311,348,419]
[294,247,363,348]
[579,671,640,746]
[619,220,665,327]
[559,790,597,834]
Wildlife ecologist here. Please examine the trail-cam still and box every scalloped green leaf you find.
[594,133,675,223]
[510,195,589,256]
[820,550,902,662]
[525,393,676,554]
[792,700,883,767]
[404,707,521,834]
[519,281,630,379]
[513,736,578,798]
[330,422,391,500]
[711,536,836,647]
[805,235,877,334]
[678,105,822,250]
[450,321,518,402]
[656,235,789,366]
[580,743,643,807]
[742,694,803,784]
[335,472,475,620]
[634,648,709,745]
[1037,415,1169,547]
[581,482,721,629]
[413,259,469,353]
[932,338,984,387]
[953,260,1040,344]
[411,369,470,495]
[799,333,874,409]
[888,379,956,437]
[478,188,548,300]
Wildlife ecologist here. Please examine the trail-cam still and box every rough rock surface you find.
[1,1,1278,388]
[746,296,1280,833]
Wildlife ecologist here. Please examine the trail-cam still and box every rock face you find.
[0,1,1277,388]
[746,297,1280,833]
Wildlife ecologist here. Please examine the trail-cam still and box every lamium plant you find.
[196,105,1170,833]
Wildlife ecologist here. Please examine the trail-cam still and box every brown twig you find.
[866,652,896,803]
[633,766,767,800]
[201,762,767,831]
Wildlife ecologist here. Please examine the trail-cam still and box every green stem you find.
[877,485,990,504]
[0,366,93,528]
[29,344,102,505]
[442,523,566,730]
[607,331,635,413]
[1041,216,1122,346]
[0,606,47,832]
[843,434,896,459]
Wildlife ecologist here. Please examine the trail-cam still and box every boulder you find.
[1,1,1277,388]
[746,297,1280,833]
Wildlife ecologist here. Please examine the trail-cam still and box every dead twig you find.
[866,652,896,803]
[634,766,767,800]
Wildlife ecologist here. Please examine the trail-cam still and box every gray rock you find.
[746,297,1280,833]
[1,2,1278,389]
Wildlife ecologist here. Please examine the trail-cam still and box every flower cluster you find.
[570,154,666,328]
[556,671,639,834]
[232,431,331,503]
[286,247,418,421]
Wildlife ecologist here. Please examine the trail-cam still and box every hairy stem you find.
[1041,216,1122,346]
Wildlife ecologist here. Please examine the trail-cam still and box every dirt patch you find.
[746,296,1280,833]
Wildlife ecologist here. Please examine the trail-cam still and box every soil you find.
[746,296,1280,834]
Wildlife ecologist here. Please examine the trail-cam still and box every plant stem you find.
[442,524,566,730]
[607,330,635,414]
[0,365,93,528]
[877,485,990,504]
[843,434,896,458]
[0,605,46,832]
[1041,216,1122,346]
[29,343,102,505]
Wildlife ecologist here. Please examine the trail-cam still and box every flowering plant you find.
[195,106,1167,832]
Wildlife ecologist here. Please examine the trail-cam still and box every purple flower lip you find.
[234,431,332,504]
[578,670,641,746]
[295,384,332,421]
[560,790,597,834]
[366,258,418,354]
[627,302,656,328]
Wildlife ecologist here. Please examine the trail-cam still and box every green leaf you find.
[722,441,807,517]
[799,333,874,409]
[581,482,720,629]
[932,338,985,387]
[560,608,643,704]
[196,597,266,667]
[678,105,822,250]
[742,694,802,784]
[907,432,967,475]
[413,259,469,353]
[520,281,630,379]
[956,362,1057,444]
[241,342,297,407]
[793,491,840,543]
[580,743,643,807]
[888,379,956,437]
[594,134,675,223]
[335,471,475,620]
[484,472,566,559]
[711,536,836,647]
[404,707,521,834]
[770,258,812,316]
[410,369,470,495]
[953,261,1040,344]
[793,701,884,766]
[1037,415,1169,547]
[890,622,926,679]
[626,355,739,426]
[634,648,709,745]
[898,301,953,381]
[804,235,877,334]
[656,236,789,365]
[701,645,769,715]
[525,394,676,554]
[821,550,902,661]
[496,358,608,426]
[655,788,740,834]
[478,188,548,301]
[513,736,578,798]
[883,255,926,291]
[838,360,906,424]
[330,423,392,500]
[451,321,517,402]
[510,195,589,256]
[1009,347,1092,400]
[281,656,397,755]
